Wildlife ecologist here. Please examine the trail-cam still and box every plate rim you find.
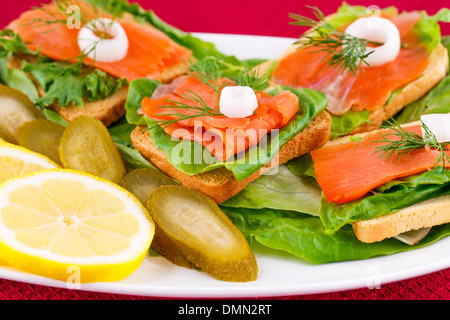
[0,32,449,299]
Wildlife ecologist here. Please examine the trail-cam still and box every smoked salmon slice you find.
[271,12,429,116]
[8,1,192,81]
[311,125,450,204]
[141,76,299,161]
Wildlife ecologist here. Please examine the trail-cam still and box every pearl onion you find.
[77,18,129,63]
[421,114,450,143]
[345,17,401,67]
[219,86,258,118]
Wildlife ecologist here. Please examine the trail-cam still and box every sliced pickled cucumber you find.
[119,168,178,205]
[118,169,195,268]
[147,185,258,282]
[17,119,65,165]
[59,116,126,183]
[0,85,43,144]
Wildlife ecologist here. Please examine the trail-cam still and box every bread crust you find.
[131,110,331,203]
[352,195,450,243]
[52,86,129,127]
[350,43,449,134]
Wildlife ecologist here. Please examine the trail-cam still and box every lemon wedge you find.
[0,169,155,283]
[0,142,60,185]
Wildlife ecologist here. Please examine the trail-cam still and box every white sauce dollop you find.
[77,18,129,63]
[345,16,401,67]
[420,114,450,143]
[219,86,258,118]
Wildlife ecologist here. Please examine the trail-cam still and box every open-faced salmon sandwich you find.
[125,57,332,203]
[257,4,449,139]
[1,0,219,127]
[295,113,450,244]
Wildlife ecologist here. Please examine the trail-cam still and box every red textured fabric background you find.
[0,0,450,301]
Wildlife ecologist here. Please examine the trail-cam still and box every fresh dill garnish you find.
[150,90,223,130]
[149,59,269,129]
[186,58,223,94]
[372,118,450,169]
[235,66,269,92]
[186,58,269,93]
[289,6,378,76]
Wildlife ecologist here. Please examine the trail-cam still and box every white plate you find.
[1,33,449,299]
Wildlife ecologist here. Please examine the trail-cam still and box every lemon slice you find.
[0,169,155,283]
[0,142,60,186]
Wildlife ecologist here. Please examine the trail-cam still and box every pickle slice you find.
[118,169,195,268]
[147,185,258,282]
[0,85,43,144]
[17,119,65,165]
[119,168,178,205]
[59,116,126,183]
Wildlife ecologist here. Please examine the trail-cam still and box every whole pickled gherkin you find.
[147,185,258,282]
[59,116,126,183]
[17,119,65,165]
[0,85,43,144]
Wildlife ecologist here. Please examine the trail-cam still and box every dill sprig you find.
[150,90,223,130]
[235,66,269,92]
[289,6,377,75]
[149,59,269,129]
[372,118,450,169]
[186,58,223,94]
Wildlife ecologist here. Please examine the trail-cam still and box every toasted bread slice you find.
[131,110,331,203]
[353,195,450,243]
[258,43,449,136]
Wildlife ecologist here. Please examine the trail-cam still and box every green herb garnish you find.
[289,6,378,76]
[372,118,450,169]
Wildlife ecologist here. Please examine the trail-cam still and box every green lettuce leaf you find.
[327,3,397,29]
[0,30,39,102]
[221,165,322,216]
[0,58,40,103]
[23,60,127,108]
[412,8,450,52]
[221,206,450,264]
[329,110,371,140]
[394,75,450,124]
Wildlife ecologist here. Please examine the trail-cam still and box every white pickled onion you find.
[420,114,450,143]
[345,17,401,67]
[77,18,129,63]
[219,86,258,118]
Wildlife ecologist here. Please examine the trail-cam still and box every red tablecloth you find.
[0,0,449,301]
